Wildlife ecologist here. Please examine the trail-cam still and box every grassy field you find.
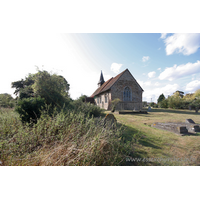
[110,108,200,166]
[1,107,200,166]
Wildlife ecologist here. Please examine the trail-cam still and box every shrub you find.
[111,98,121,112]
[70,101,103,117]
[15,97,45,123]
[0,108,138,166]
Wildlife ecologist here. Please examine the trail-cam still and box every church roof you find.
[91,69,143,97]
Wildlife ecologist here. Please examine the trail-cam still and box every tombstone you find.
[147,106,151,111]
[104,113,117,128]
[185,119,195,124]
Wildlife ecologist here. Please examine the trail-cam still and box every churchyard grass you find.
[110,108,200,166]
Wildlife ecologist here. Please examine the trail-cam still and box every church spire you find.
[98,70,105,87]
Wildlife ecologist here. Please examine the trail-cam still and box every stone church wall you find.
[94,91,111,110]
[110,70,143,110]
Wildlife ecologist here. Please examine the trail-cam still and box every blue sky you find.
[0,33,200,102]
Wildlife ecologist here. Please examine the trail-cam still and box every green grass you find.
[110,108,200,166]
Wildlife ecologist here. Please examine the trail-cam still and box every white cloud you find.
[185,80,200,92]
[157,68,161,71]
[163,33,200,55]
[142,56,150,62]
[148,71,156,78]
[160,33,168,39]
[159,60,200,81]
[143,83,180,102]
[111,63,123,74]
[155,82,160,86]
[137,80,151,87]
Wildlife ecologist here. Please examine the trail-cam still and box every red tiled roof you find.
[91,69,127,97]
[91,69,144,97]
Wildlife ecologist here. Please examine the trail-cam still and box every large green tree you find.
[157,94,165,104]
[12,70,70,108]
[11,74,35,97]
[32,70,70,108]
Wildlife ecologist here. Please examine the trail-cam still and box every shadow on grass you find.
[150,108,200,115]
[117,122,163,166]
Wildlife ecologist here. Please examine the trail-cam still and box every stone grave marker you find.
[185,119,195,124]
[104,113,117,129]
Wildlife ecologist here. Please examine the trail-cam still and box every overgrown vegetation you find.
[0,108,137,166]
[0,72,139,165]
[0,93,16,108]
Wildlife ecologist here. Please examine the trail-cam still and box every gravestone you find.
[147,106,151,112]
[104,113,117,128]
[185,119,195,124]
[152,119,200,135]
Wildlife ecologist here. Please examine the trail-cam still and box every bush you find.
[70,101,103,117]
[159,99,168,108]
[15,97,45,124]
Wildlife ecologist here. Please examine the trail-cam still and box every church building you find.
[90,69,143,110]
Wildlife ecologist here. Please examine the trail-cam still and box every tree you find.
[173,91,184,98]
[194,89,200,99]
[0,93,15,108]
[157,94,165,104]
[183,93,195,100]
[32,70,70,108]
[159,99,168,108]
[12,70,70,108]
[11,74,35,97]
[13,70,71,123]
[77,95,88,103]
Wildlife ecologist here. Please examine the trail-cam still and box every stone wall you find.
[94,91,111,110]
[116,102,142,110]
[110,70,143,110]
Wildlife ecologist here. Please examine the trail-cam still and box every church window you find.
[123,87,131,101]
[97,98,99,104]
[105,94,108,103]
[100,96,101,103]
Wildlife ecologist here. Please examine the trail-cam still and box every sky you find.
[0,33,200,102]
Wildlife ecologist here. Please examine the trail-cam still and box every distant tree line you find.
[152,90,200,112]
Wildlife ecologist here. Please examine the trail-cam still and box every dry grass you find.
[0,108,135,166]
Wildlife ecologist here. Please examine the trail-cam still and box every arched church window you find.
[105,94,108,103]
[123,87,131,101]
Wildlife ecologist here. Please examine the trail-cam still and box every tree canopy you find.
[12,70,70,108]
[157,94,165,103]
